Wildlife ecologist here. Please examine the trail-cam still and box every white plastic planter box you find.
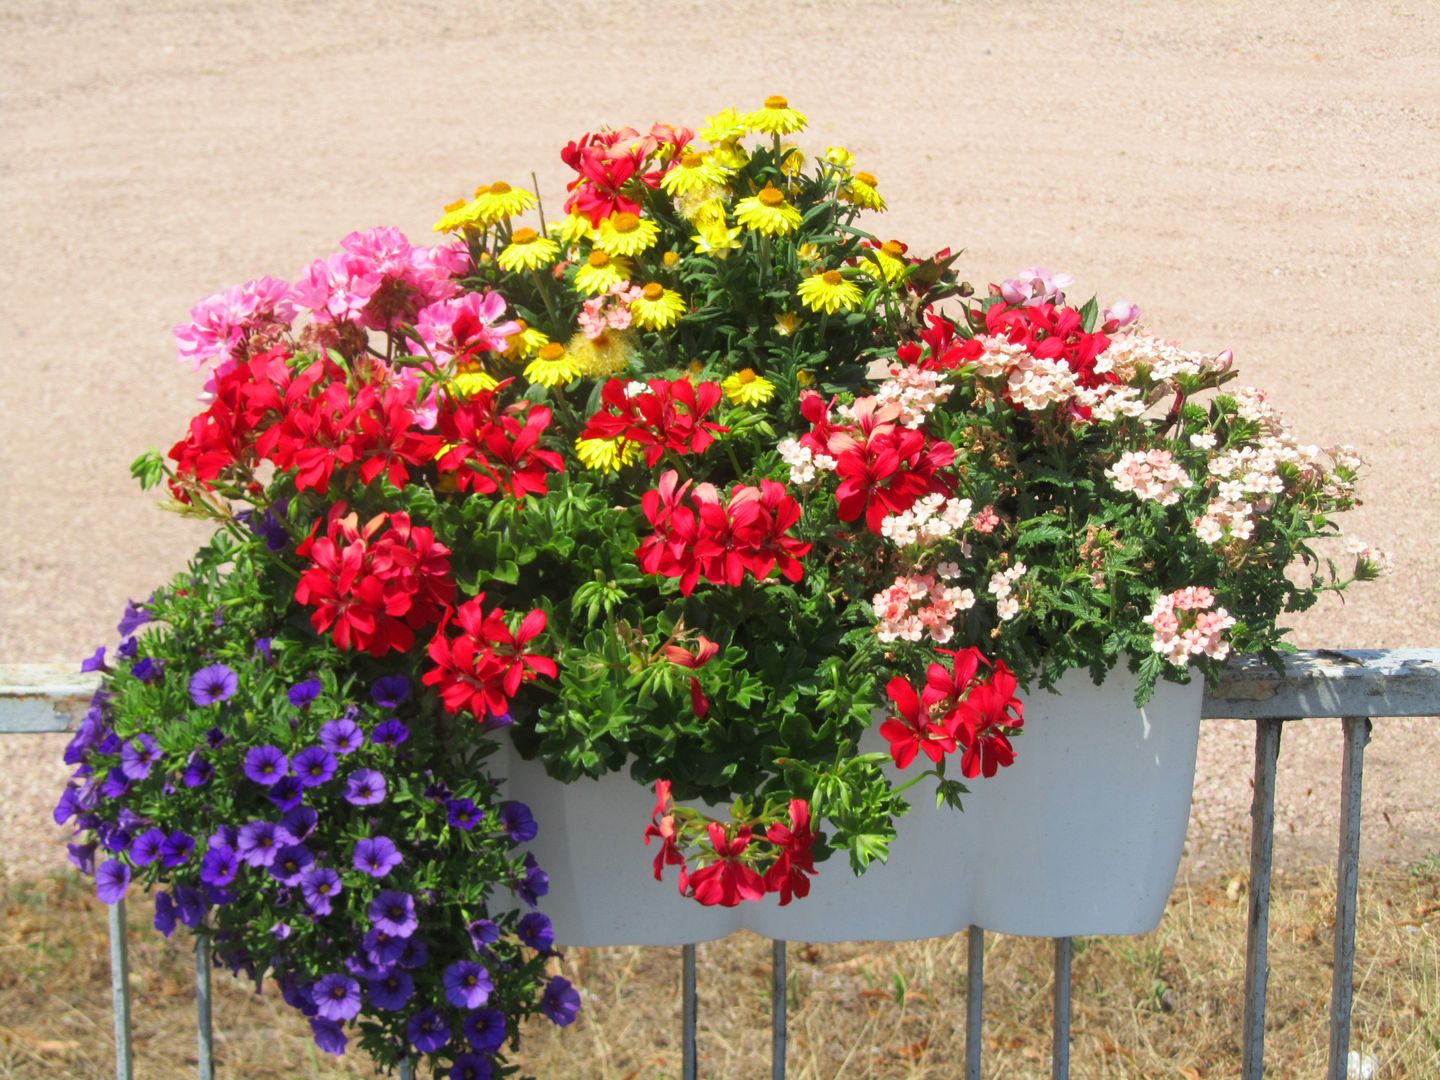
[502,668,1203,945]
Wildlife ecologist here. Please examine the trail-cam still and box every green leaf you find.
[129,449,166,491]
[1079,296,1100,332]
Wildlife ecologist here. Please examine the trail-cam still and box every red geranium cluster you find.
[435,390,564,500]
[881,647,1025,779]
[644,782,817,908]
[636,470,812,596]
[798,391,954,533]
[560,125,691,225]
[581,377,727,467]
[294,505,454,657]
[963,301,1116,391]
[423,594,557,720]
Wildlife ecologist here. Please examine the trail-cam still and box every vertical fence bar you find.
[398,1058,414,1080]
[771,939,788,1080]
[682,943,698,1080]
[965,926,984,1080]
[1326,716,1371,1080]
[195,933,214,1080]
[108,898,134,1080]
[1241,716,1283,1080]
[1052,937,1072,1080]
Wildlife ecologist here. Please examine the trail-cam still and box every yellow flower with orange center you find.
[860,240,910,284]
[825,146,855,172]
[433,197,475,234]
[573,250,633,296]
[498,227,560,273]
[630,282,686,331]
[450,360,499,397]
[661,151,728,196]
[472,181,536,224]
[595,212,660,258]
[708,138,750,172]
[549,213,594,246]
[699,107,746,144]
[524,341,584,388]
[841,171,886,212]
[569,330,633,377]
[734,184,802,237]
[745,94,807,135]
[797,269,864,314]
[502,320,550,361]
[721,368,776,407]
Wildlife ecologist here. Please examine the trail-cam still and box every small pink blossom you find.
[998,267,1073,307]
[972,505,1000,534]
[293,227,467,331]
[174,276,297,369]
[1102,300,1141,332]
[872,573,975,645]
[1144,587,1236,666]
[1106,449,1193,506]
[415,291,519,367]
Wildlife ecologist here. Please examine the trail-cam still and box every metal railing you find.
[3,648,1437,1079]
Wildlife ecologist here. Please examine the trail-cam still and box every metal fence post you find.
[1052,937,1072,1079]
[1241,716,1284,1080]
[108,898,134,1080]
[195,933,214,1080]
[1326,716,1372,1079]
[682,943,698,1080]
[965,925,984,1080]
[771,939,788,1079]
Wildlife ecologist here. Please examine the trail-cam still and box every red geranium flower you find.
[880,675,957,770]
[435,390,564,500]
[643,780,689,895]
[688,823,766,908]
[581,377,727,467]
[954,661,1025,779]
[763,800,818,906]
[422,594,557,720]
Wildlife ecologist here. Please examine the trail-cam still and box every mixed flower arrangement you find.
[55,95,1387,1075]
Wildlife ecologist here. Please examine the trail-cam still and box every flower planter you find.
[503,668,1204,945]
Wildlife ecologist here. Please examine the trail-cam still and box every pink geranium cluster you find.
[1143,586,1236,666]
[174,276,298,370]
[578,282,643,338]
[292,227,469,331]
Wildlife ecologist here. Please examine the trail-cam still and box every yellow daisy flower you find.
[721,368,776,407]
[796,369,815,387]
[795,242,824,266]
[594,212,660,258]
[433,197,474,234]
[708,138,751,172]
[778,144,806,177]
[573,250,634,296]
[797,269,864,314]
[549,213,594,246]
[745,95,807,136]
[698,107,747,144]
[661,251,681,269]
[569,330,633,377]
[661,151,728,196]
[524,341,584,388]
[451,364,499,397]
[733,184,802,237]
[502,320,550,361]
[692,220,743,258]
[774,312,801,337]
[860,240,910,284]
[841,171,887,212]
[824,146,855,172]
[498,227,561,273]
[472,181,536,224]
[575,435,641,473]
[630,283,686,331]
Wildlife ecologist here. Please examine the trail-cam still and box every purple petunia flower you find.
[312,974,361,1021]
[153,891,177,937]
[368,891,417,938]
[363,928,407,966]
[343,769,386,806]
[318,718,363,755]
[442,960,493,1009]
[407,1008,450,1053]
[270,844,313,887]
[270,921,291,940]
[309,1017,346,1055]
[282,806,318,842]
[371,719,409,747]
[467,918,500,954]
[200,844,239,886]
[117,601,152,638]
[446,798,481,831]
[397,936,428,970]
[208,824,239,851]
[188,664,238,706]
[119,734,162,781]
[365,968,414,1011]
[98,768,131,800]
[243,745,288,787]
[371,675,411,709]
[240,502,290,552]
[352,836,401,878]
[463,1008,507,1053]
[279,972,317,1016]
[237,820,293,868]
[95,860,130,904]
[267,775,304,811]
[541,975,581,1027]
[97,821,132,853]
[253,638,274,665]
[80,647,107,673]
[115,637,138,661]
[68,842,97,875]
[130,656,164,684]
[518,911,554,952]
[204,727,228,749]
[130,828,167,867]
[160,831,195,868]
[182,753,214,788]
[52,786,80,826]
[174,884,206,927]
[288,679,322,708]
[293,747,337,788]
[516,853,549,907]
[300,866,342,915]
[450,1053,493,1080]
[499,801,538,843]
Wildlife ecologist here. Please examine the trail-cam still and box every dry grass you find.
[0,862,1435,1079]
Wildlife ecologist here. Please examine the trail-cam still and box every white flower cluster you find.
[967,335,1030,379]
[872,365,952,426]
[988,562,1027,621]
[1193,498,1255,545]
[1345,537,1394,575]
[1006,354,1081,412]
[776,437,836,485]
[1086,384,1148,422]
[880,493,973,548]
[1099,332,1231,383]
[1107,449,1194,506]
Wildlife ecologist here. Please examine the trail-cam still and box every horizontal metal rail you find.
[5,649,1437,1078]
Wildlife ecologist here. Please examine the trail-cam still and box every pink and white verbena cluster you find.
[1144,587,1236,666]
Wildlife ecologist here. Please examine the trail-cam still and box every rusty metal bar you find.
[682,943,697,1080]
[108,898,133,1080]
[772,939,788,1079]
[1326,716,1372,1079]
[1241,716,1284,1080]
[965,925,983,1080]
[1052,936,1072,1079]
